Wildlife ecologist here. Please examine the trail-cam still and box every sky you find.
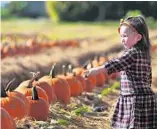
[1,1,10,8]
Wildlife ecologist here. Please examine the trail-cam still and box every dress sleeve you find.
[104,49,135,74]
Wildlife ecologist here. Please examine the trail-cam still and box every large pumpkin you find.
[40,64,71,105]
[57,65,82,97]
[33,78,57,104]
[1,108,16,129]
[15,74,49,103]
[1,86,27,119]
[5,79,29,115]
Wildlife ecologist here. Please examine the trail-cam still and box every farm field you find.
[1,19,157,129]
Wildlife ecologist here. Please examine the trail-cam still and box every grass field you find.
[1,18,119,40]
[2,18,157,42]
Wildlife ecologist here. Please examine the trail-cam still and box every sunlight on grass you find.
[1,18,119,40]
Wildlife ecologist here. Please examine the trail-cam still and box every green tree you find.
[45,1,59,22]
[7,1,28,17]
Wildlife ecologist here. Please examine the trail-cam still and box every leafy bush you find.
[1,1,28,19]
[46,1,98,22]
[146,17,157,29]
[1,8,11,19]
[125,10,142,18]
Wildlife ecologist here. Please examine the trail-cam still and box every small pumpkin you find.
[83,60,97,86]
[74,73,86,92]
[68,65,84,93]
[72,67,85,76]
[84,74,95,92]
[32,72,57,104]
[27,86,49,121]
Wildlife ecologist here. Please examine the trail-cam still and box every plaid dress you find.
[104,46,157,129]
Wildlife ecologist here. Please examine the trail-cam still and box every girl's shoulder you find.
[124,47,138,56]
[127,46,145,55]
[128,46,150,61]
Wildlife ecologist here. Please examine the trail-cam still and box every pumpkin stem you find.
[30,72,40,81]
[82,60,90,69]
[28,72,39,88]
[89,60,93,68]
[5,78,16,92]
[73,72,76,77]
[68,64,73,73]
[49,63,56,78]
[32,86,39,100]
[62,65,67,76]
[84,74,88,78]
[1,85,8,97]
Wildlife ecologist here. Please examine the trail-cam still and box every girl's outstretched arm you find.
[84,48,136,77]
[83,65,107,76]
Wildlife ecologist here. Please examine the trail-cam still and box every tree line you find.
[2,1,157,21]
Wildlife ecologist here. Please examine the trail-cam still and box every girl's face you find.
[120,25,140,49]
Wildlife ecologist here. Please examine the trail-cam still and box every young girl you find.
[84,15,157,129]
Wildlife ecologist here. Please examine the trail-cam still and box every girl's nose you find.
[121,38,125,43]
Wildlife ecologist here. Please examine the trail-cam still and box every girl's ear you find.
[136,33,142,41]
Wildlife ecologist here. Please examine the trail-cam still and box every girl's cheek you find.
[121,37,125,42]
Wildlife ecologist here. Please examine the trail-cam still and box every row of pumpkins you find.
[1,56,119,129]
[1,38,79,59]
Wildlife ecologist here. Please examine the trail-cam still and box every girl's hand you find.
[83,67,99,77]
[83,65,107,77]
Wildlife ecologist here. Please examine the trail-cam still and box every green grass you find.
[1,18,157,41]
[101,81,120,96]
[1,18,119,40]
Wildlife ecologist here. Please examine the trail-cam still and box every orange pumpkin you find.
[15,75,48,103]
[57,65,82,97]
[84,75,95,92]
[95,72,105,87]
[74,74,86,92]
[72,67,85,76]
[58,74,82,97]
[109,72,120,80]
[84,60,97,86]
[86,74,96,87]
[33,80,57,104]
[1,108,16,129]
[5,79,29,114]
[1,86,27,119]
[40,64,71,105]
[27,86,49,121]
